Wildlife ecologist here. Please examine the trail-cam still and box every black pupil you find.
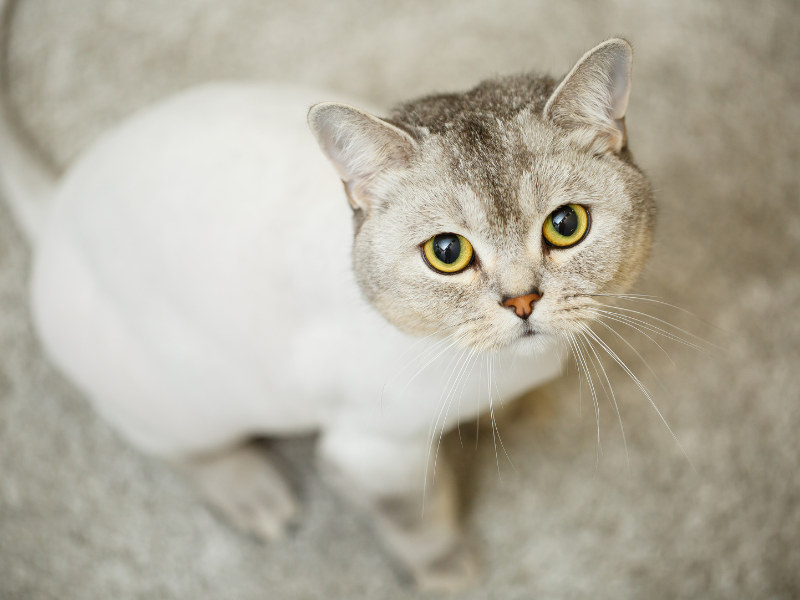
[551,206,578,237]
[433,234,461,264]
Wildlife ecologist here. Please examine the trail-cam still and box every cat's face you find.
[310,39,654,352]
[351,118,654,352]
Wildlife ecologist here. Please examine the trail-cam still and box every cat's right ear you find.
[544,38,633,155]
[308,102,416,211]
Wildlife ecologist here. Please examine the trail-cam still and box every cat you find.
[0,19,654,591]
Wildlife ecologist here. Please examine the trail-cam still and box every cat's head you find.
[309,39,655,352]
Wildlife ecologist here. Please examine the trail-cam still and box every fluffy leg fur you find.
[318,430,478,592]
[175,440,299,541]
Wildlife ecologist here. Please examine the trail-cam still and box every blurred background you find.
[1,0,799,598]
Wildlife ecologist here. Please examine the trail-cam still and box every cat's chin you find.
[506,330,555,357]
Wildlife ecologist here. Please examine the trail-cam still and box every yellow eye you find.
[423,234,474,273]
[542,204,590,248]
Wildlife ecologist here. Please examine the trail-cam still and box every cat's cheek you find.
[543,247,579,268]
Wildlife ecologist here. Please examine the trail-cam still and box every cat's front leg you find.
[318,429,478,592]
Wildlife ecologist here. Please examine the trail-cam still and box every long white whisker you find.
[379,326,457,406]
[589,310,676,366]
[486,354,502,481]
[378,318,484,410]
[581,329,629,469]
[588,308,710,353]
[569,333,583,415]
[423,344,473,510]
[427,344,476,478]
[588,293,725,332]
[592,305,719,349]
[388,332,467,413]
[426,345,471,450]
[578,333,604,462]
[578,323,697,474]
[511,342,521,375]
[456,350,480,448]
[569,332,601,475]
[587,312,671,390]
[476,351,486,449]
[494,346,510,395]
[490,350,516,472]
[378,331,457,413]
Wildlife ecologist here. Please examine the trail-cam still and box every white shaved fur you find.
[27,82,561,456]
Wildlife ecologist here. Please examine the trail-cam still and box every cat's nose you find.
[502,291,541,320]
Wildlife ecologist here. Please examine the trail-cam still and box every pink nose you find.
[502,292,541,320]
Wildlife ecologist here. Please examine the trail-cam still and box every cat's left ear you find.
[308,102,417,211]
[544,38,633,154]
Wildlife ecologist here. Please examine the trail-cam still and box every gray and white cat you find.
[0,28,654,591]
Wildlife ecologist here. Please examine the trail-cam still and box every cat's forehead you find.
[388,74,558,232]
[406,117,598,241]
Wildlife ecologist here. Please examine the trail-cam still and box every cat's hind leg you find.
[32,235,299,541]
[174,440,299,541]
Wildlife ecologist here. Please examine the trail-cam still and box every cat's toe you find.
[177,442,300,542]
[227,474,299,541]
[411,542,481,594]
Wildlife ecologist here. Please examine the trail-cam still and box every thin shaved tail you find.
[0,0,58,245]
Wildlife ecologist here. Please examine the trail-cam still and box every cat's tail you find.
[0,0,58,245]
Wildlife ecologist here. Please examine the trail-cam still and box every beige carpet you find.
[1,0,799,598]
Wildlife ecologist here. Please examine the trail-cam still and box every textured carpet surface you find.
[1,1,799,598]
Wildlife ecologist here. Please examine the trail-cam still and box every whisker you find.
[591,305,720,350]
[476,352,485,449]
[490,350,517,471]
[484,352,515,482]
[577,333,604,463]
[587,313,672,390]
[430,345,478,463]
[589,310,676,366]
[456,350,481,448]
[586,293,726,332]
[580,329,629,469]
[378,330,457,411]
[568,333,583,415]
[492,349,509,412]
[487,354,500,481]
[379,317,484,410]
[425,345,473,501]
[511,343,521,375]
[569,332,601,476]
[587,308,710,354]
[495,345,510,395]
[577,323,697,474]
[435,336,472,392]
[426,345,471,448]
[387,332,467,413]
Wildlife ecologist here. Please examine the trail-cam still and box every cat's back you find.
[30,83,369,451]
[38,82,356,325]
[45,81,349,277]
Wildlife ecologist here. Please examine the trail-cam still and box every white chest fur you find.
[30,83,563,458]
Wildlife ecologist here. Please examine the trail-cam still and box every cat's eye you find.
[423,234,474,274]
[542,204,590,248]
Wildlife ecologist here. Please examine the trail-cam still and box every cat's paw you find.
[177,442,299,541]
[411,542,481,594]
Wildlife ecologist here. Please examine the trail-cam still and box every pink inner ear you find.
[609,54,632,121]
